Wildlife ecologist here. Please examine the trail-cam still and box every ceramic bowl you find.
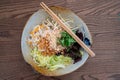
[21,6,92,76]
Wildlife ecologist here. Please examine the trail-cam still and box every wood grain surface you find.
[0,0,120,80]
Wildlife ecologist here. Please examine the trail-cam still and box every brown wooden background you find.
[0,0,120,80]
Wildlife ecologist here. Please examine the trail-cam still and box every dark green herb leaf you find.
[58,31,76,47]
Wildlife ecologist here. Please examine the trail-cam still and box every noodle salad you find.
[27,15,90,71]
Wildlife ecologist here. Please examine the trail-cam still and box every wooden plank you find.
[0,0,120,80]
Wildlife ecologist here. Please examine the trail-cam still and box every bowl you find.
[21,6,92,76]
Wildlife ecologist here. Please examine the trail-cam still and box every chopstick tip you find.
[91,53,95,57]
[40,2,44,5]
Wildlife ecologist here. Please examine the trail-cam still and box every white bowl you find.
[21,6,92,76]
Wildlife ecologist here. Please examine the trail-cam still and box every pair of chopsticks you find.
[40,2,95,57]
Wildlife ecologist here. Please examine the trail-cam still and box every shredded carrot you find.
[30,25,44,35]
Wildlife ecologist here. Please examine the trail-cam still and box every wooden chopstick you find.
[40,2,95,57]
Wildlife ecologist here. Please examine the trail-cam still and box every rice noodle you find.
[27,15,73,56]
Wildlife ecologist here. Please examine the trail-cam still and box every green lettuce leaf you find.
[30,47,73,71]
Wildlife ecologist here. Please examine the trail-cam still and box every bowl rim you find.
[21,6,92,76]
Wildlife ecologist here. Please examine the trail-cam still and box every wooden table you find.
[0,0,120,80]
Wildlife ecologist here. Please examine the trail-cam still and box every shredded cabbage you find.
[31,47,73,71]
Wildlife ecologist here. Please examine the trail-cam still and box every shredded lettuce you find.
[31,47,73,71]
